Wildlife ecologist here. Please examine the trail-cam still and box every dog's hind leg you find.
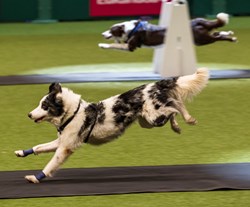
[217,31,234,36]
[170,113,181,134]
[169,99,197,125]
[142,105,179,127]
[211,31,237,42]
[25,146,73,183]
[14,138,59,157]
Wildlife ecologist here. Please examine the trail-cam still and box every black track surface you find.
[1,163,250,199]
[0,70,249,85]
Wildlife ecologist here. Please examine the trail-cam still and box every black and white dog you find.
[99,13,237,51]
[15,68,209,183]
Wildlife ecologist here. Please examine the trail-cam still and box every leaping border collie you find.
[99,13,237,51]
[15,68,209,183]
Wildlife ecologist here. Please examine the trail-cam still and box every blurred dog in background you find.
[99,13,237,51]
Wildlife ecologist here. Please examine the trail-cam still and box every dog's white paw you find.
[219,31,233,36]
[232,37,238,42]
[15,150,24,157]
[25,175,40,183]
[98,43,110,49]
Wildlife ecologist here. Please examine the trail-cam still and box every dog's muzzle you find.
[102,30,112,39]
[28,112,45,123]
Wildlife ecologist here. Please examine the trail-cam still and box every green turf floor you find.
[0,16,250,206]
[0,17,250,76]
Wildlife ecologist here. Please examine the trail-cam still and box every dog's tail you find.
[175,68,209,102]
[217,13,229,25]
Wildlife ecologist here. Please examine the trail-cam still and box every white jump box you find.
[153,0,197,77]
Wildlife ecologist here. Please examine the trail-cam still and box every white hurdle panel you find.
[153,0,197,77]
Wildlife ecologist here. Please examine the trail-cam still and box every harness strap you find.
[128,21,148,39]
[83,104,98,143]
[58,100,81,134]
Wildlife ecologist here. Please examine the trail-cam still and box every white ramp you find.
[153,0,197,77]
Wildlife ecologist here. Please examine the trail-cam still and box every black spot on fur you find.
[78,103,98,138]
[154,104,161,110]
[114,115,126,124]
[112,84,145,127]
[165,100,174,107]
[149,79,177,104]
[118,84,146,105]
[83,104,97,128]
[97,102,106,124]
[42,93,64,117]
[154,115,170,127]
[110,25,125,38]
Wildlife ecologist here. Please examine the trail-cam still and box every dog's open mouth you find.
[34,116,45,123]
[105,35,112,39]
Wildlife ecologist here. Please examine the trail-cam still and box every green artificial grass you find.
[0,16,250,76]
[0,21,153,76]
[2,191,250,207]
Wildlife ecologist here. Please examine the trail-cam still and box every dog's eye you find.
[42,103,49,111]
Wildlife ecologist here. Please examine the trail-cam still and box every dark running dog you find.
[15,68,209,183]
[99,13,237,51]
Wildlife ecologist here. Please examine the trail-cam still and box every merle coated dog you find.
[99,13,237,51]
[15,68,209,183]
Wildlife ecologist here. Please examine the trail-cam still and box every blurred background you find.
[0,0,249,22]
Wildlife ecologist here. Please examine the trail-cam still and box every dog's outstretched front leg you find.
[14,138,59,157]
[98,43,129,51]
[25,147,73,183]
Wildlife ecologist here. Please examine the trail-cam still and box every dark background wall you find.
[0,0,249,22]
[190,0,250,17]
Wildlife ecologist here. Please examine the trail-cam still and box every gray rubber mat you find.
[0,70,249,85]
[1,163,250,199]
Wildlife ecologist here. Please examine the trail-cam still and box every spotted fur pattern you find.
[15,68,209,183]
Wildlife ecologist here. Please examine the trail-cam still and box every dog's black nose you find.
[28,113,32,118]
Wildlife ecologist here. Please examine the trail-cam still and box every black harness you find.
[127,21,148,40]
[57,101,98,144]
[57,100,82,134]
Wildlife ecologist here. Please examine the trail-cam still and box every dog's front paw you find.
[15,150,25,157]
[232,37,238,42]
[25,175,40,184]
[15,149,34,157]
[98,43,110,49]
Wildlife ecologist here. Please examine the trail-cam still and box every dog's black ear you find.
[111,25,125,37]
[49,82,62,93]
